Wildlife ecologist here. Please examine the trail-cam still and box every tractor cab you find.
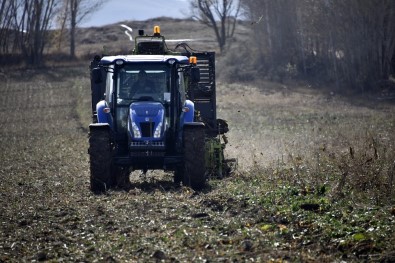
[92,54,198,162]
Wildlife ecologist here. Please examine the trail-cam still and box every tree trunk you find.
[70,0,77,58]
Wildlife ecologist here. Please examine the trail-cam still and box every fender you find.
[180,99,195,128]
[183,100,195,123]
[89,122,111,132]
[96,100,114,129]
[183,122,205,128]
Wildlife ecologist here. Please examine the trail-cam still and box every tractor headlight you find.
[167,58,176,65]
[115,59,125,66]
[132,122,141,138]
[154,122,162,138]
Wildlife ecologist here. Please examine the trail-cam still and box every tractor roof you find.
[100,55,189,65]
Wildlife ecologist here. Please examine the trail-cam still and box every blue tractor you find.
[89,26,232,193]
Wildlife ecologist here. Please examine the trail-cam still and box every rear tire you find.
[89,128,114,193]
[183,126,206,190]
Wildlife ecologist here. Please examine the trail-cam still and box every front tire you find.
[88,128,114,193]
[182,126,206,190]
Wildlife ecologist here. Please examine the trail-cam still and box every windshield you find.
[116,64,170,105]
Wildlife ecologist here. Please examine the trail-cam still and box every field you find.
[1,19,395,262]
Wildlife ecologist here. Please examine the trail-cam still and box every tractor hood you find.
[128,102,165,140]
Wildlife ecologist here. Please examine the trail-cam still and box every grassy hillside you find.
[0,18,394,262]
[47,17,250,65]
[53,17,221,57]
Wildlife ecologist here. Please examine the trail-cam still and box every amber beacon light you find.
[154,26,161,36]
[189,56,197,65]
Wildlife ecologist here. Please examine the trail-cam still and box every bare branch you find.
[191,0,240,53]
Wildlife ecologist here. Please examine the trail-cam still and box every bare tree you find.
[54,0,104,57]
[0,0,14,54]
[191,0,241,53]
[66,0,104,57]
[0,0,58,65]
[1,0,104,64]
[241,0,395,91]
[8,0,59,65]
[242,0,300,75]
[54,0,69,51]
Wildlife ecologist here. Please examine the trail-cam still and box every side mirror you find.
[190,67,200,83]
[91,67,102,84]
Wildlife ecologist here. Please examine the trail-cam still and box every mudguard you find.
[183,100,195,123]
[89,122,111,131]
[96,100,114,129]
[183,122,205,128]
[180,99,195,129]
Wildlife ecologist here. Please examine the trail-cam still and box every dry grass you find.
[218,79,395,203]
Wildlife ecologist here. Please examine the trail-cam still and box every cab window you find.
[105,66,114,106]
[116,64,170,104]
[178,71,186,105]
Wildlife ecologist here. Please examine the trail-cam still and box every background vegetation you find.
[2,0,395,94]
[0,0,103,64]
[231,0,395,93]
